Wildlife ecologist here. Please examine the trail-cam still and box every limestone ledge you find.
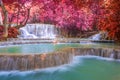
[0,52,73,71]
[0,47,120,71]
[72,48,120,59]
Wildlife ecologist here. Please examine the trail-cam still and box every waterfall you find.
[0,52,73,71]
[0,47,120,71]
[72,48,120,59]
[89,31,108,40]
[19,24,57,39]
[90,33,101,40]
[89,32,102,40]
[19,28,38,38]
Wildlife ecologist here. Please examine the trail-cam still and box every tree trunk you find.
[15,8,31,29]
[0,0,8,38]
[0,11,3,25]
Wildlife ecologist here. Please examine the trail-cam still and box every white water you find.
[89,33,101,40]
[89,31,108,40]
[91,33,101,40]
[19,24,57,39]
[0,55,119,73]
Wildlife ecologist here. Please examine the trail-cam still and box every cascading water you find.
[0,52,73,71]
[19,28,38,38]
[90,33,101,40]
[0,46,120,71]
[89,31,108,40]
[19,24,58,39]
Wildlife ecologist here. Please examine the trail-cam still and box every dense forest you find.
[0,0,120,42]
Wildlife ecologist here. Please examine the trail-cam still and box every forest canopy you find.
[0,0,120,42]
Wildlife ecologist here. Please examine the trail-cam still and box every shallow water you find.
[0,56,120,80]
[0,43,55,54]
[0,43,119,54]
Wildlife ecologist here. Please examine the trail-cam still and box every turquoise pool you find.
[0,56,120,80]
[0,43,119,54]
[0,43,120,80]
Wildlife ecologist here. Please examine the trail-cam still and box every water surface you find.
[0,43,119,54]
[0,56,120,80]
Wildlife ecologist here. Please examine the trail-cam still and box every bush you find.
[0,26,19,40]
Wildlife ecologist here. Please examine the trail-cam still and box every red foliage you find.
[1,0,120,40]
[8,27,19,38]
[98,0,120,41]
[0,26,4,38]
[2,0,17,4]
[0,25,4,33]
[0,26,19,39]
